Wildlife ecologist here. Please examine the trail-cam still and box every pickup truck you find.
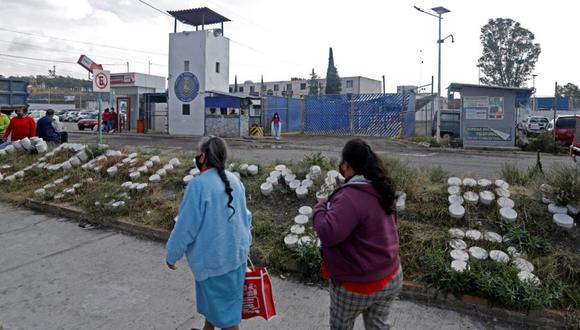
[432,110,461,138]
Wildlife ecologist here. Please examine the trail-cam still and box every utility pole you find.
[532,74,538,112]
[553,81,558,140]
[148,61,151,75]
[382,75,386,95]
[126,62,130,73]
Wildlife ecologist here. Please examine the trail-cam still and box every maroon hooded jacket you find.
[313,179,400,283]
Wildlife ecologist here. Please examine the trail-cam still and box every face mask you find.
[195,154,204,169]
[338,161,346,177]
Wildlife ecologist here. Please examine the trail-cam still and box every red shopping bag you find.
[242,264,277,320]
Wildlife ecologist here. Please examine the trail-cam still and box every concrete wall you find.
[460,87,517,148]
[133,73,166,92]
[168,30,230,136]
[204,115,239,137]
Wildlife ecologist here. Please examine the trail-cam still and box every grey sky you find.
[0,0,576,96]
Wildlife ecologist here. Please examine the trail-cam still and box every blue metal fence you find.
[263,96,302,132]
[304,93,415,137]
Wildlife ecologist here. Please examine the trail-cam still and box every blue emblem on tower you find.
[175,72,200,102]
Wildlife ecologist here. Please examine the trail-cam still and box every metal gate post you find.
[300,95,305,134]
[349,95,354,135]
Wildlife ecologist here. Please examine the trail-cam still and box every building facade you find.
[229,76,382,98]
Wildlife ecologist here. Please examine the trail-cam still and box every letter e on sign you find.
[93,70,110,93]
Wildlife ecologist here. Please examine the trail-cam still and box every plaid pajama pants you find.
[329,268,403,330]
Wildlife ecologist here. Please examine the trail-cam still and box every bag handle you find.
[248,257,256,271]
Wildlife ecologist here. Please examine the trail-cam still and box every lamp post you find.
[532,74,538,112]
[415,5,451,142]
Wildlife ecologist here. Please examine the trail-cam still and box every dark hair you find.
[273,113,279,119]
[46,109,55,116]
[341,138,396,214]
[199,136,236,218]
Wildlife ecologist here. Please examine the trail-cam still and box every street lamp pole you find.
[415,6,450,142]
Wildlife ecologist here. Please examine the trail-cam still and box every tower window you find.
[182,104,190,115]
[184,60,190,72]
[216,62,220,73]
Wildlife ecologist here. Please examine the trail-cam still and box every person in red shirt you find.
[3,106,36,142]
[271,113,282,140]
[101,109,111,132]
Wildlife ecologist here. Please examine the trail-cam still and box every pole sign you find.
[77,55,103,73]
[93,70,110,93]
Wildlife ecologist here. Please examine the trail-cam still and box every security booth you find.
[204,91,256,137]
[448,83,532,148]
[109,72,165,133]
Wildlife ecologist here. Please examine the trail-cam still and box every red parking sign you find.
[93,70,110,92]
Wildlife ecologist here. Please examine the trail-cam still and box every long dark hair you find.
[272,113,279,120]
[341,138,396,214]
[198,136,236,218]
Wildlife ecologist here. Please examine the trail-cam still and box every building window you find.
[250,86,255,93]
[182,104,190,115]
[346,80,353,89]
[300,83,306,90]
[229,87,233,93]
[220,107,228,115]
[273,84,279,91]
[216,62,220,73]
[239,87,244,92]
[286,83,292,91]
[184,60,190,72]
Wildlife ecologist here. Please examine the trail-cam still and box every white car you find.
[29,110,46,122]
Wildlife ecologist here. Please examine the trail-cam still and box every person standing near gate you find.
[110,107,118,133]
[101,108,111,132]
[271,113,282,140]
[312,138,402,330]
[166,136,252,330]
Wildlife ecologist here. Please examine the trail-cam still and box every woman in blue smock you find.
[166,136,252,330]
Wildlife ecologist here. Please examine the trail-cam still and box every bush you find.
[500,163,532,186]
[383,156,417,193]
[428,166,448,184]
[302,152,336,171]
[521,133,562,153]
[545,165,580,206]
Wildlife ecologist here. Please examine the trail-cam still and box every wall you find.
[168,30,229,136]
[204,115,239,137]
[460,87,516,148]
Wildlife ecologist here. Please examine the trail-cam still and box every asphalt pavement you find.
[0,203,513,330]
[64,129,570,178]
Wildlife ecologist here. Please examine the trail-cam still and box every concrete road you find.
[0,203,512,330]
[66,131,569,177]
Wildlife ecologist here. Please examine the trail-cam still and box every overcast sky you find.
[0,0,577,96]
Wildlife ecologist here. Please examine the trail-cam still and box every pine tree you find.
[325,48,341,95]
[307,68,320,96]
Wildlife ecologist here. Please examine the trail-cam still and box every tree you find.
[325,48,341,95]
[307,68,320,96]
[478,18,541,87]
[556,83,580,99]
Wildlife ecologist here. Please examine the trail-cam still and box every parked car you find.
[63,111,79,122]
[56,109,73,121]
[570,117,580,161]
[29,110,46,122]
[77,113,99,130]
[554,115,579,146]
[432,110,461,138]
[523,116,550,136]
[77,111,93,121]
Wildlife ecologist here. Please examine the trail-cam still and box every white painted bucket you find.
[136,183,148,191]
[301,179,314,190]
[190,168,201,176]
[72,183,82,189]
[299,206,313,219]
[163,164,174,172]
[20,137,33,151]
[266,176,279,186]
[270,170,281,179]
[129,172,140,181]
[169,158,181,166]
[449,204,465,219]
[447,195,463,205]
[463,191,479,205]
[490,250,510,264]
[448,228,465,239]
[239,163,249,175]
[298,236,313,247]
[76,151,89,163]
[14,171,24,178]
[506,246,522,258]
[64,188,75,194]
[34,188,46,197]
[275,164,286,172]
[465,229,482,241]
[310,165,321,175]
[290,224,305,235]
[500,207,517,222]
[448,239,467,250]
[5,145,15,154]
[144,160,154,168]
[396,198,406,212]
[128,152,138,159]
[495,179,509,189]
[295,215,309,225]
[477,179,492,187]
[107,166,118,177]
[448,186,461,196]
[484,231,502,243]
[284,234,299,249]
[150,155,161,164]
[289,180,301,191]
[447,177,462,186]
[518,271,540,285]
[138,166,148,173]
[248,165,259,176]
[156,168,167,177]
[450,249,469,261]
[0,149,6,157]
[548,203,568,215]
[495,188,511,198]
[497,197,515,209]
[512,258,534,273]
[260,182,273,196]
[69,156,82,167]
[567,204,580,216]
[122,158,131,164]
[121,182,133,188]
[540,183,553,194]
[12,140,23,151]
[296,186,309,199]
[553,213,574,229]
[316,191,328,202]
[36,142,48,154]
[479,191,495,205]
[183,175,194,184]
[451,260,468,273]
[463,178,477,187]
[285,174,297,185]
[149,174,161,183]
[468,246,488,260]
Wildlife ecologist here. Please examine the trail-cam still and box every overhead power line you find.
[0,27,168,57]
[136,0,173,17]
[0,53,125,66]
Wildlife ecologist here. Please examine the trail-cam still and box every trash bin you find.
[137,119,145,133]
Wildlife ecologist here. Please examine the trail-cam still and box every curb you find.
[21,199,573,329]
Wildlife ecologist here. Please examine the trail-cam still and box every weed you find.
[302,152,336,171]
[500,222,551,256]
[544,165,580,206]
[427,166,448,184]
[521,133,562,154]
[293,239,322,282]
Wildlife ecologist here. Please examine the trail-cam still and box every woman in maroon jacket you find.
[313,138,401,330]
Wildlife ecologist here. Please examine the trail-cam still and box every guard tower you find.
[167,7,230,135]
